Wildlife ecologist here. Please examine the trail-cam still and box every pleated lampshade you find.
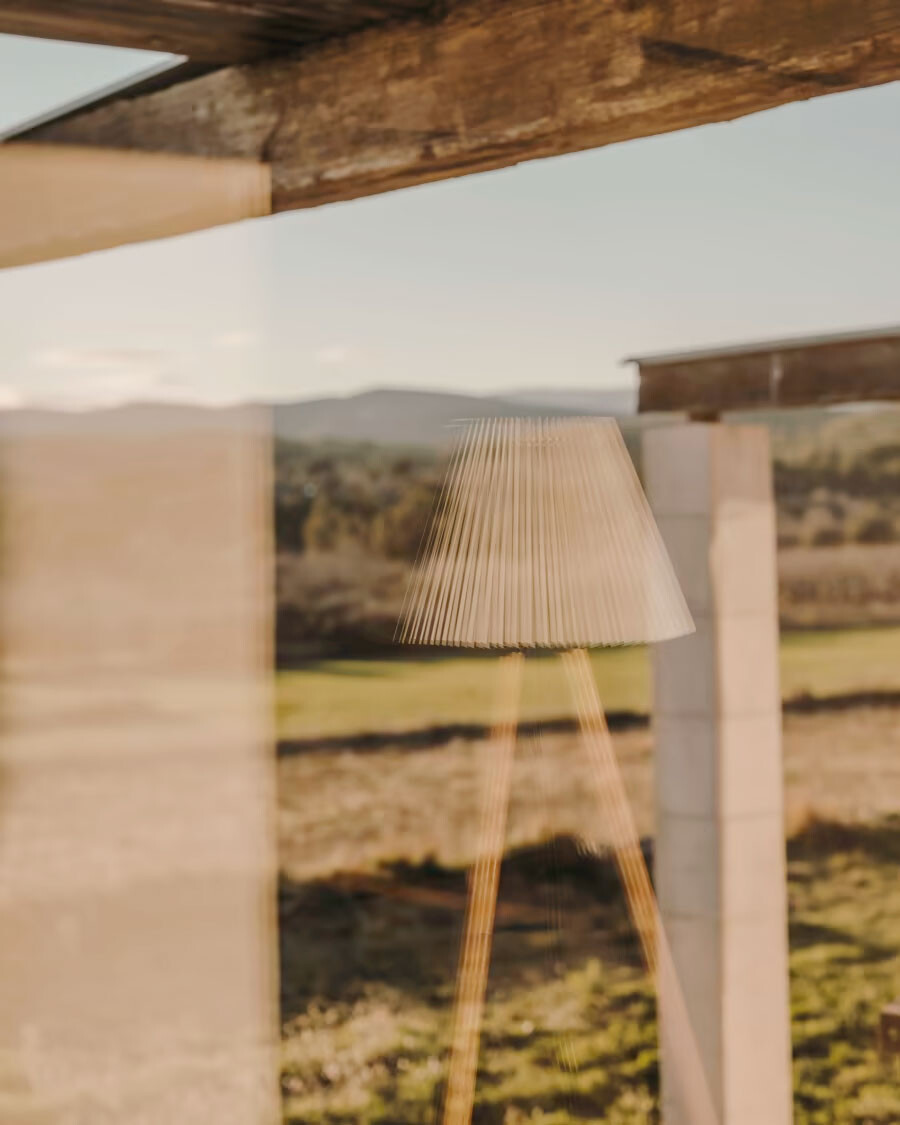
[398,417,693,649]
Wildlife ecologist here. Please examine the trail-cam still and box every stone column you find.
[643,422,793,1125]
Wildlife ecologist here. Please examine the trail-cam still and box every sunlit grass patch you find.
[281,818,900,1123]
[277,627,900,741]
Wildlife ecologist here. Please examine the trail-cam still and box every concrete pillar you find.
[643,422,793,1125]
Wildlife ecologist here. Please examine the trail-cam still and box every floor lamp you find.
[398,417,713,1125]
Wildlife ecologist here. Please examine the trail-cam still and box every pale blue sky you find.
[1,33,899,408]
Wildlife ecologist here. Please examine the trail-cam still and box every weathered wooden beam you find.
[634,330,900,412]
[20,0,900,214]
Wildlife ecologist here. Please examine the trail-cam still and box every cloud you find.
[214,330,256,350]
[314,345,351,366]
[32,348,166,373]
[28,347,172,408]
[0,386,23,410]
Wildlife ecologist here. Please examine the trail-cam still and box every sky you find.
[1,33,900,409]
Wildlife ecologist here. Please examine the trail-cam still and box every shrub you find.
[854,516,896,545]
[371,484,437,560]
[811,526,845,548]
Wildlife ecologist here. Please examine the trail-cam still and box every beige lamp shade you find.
[398,417,693,649]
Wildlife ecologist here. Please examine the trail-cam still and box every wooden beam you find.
[636,333,900,412]
[0,0,433,64]
[19,0,900,214]
[0,144,270,270]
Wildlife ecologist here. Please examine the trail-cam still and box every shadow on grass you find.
[279,694,900,757]
[278,712,648,756]
[279,834,647,1022]
[280,816,900,1124]
[788,811,900,865]
[280,817,900,1021]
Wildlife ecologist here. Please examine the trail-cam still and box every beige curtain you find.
[0,143,271,268]
[0,414,280,1123]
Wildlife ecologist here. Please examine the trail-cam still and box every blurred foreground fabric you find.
[0,144,270,269]
[0,410,280,1124]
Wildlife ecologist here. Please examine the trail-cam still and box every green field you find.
[277,626,900,739]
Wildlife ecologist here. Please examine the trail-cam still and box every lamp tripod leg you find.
[442,651,523,1125]
[562,647,658,971]
[562,646,719,1125]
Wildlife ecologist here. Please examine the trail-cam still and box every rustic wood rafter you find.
[15,0,900,214]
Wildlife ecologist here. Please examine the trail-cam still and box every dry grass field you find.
[780,543,900,629]
[277,631,900,1124]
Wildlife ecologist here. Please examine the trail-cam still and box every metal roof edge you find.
[623,324,900,368]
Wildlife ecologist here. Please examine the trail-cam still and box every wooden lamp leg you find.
[442,651,523,1125]
[562,647,658,970]
[562,647,719,1125]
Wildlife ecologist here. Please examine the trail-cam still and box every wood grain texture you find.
[637,334,900,413]
[21,0,900,213]
[0,0,434,63]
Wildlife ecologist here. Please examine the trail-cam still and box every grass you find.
[277,624,900,1122]
[788,820,900,1125]
[280,818,900,1125]
[278,701,900,1123]
[277,626,900,739]
[280,835,667,1125]
[277,648,648,740]
[780,626,900,700]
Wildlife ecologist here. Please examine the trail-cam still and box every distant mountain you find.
[271,387,595,446]
[0,388,629,446]
[0,402,268,437]
[500,387,636,416]
[0,386,879,455]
